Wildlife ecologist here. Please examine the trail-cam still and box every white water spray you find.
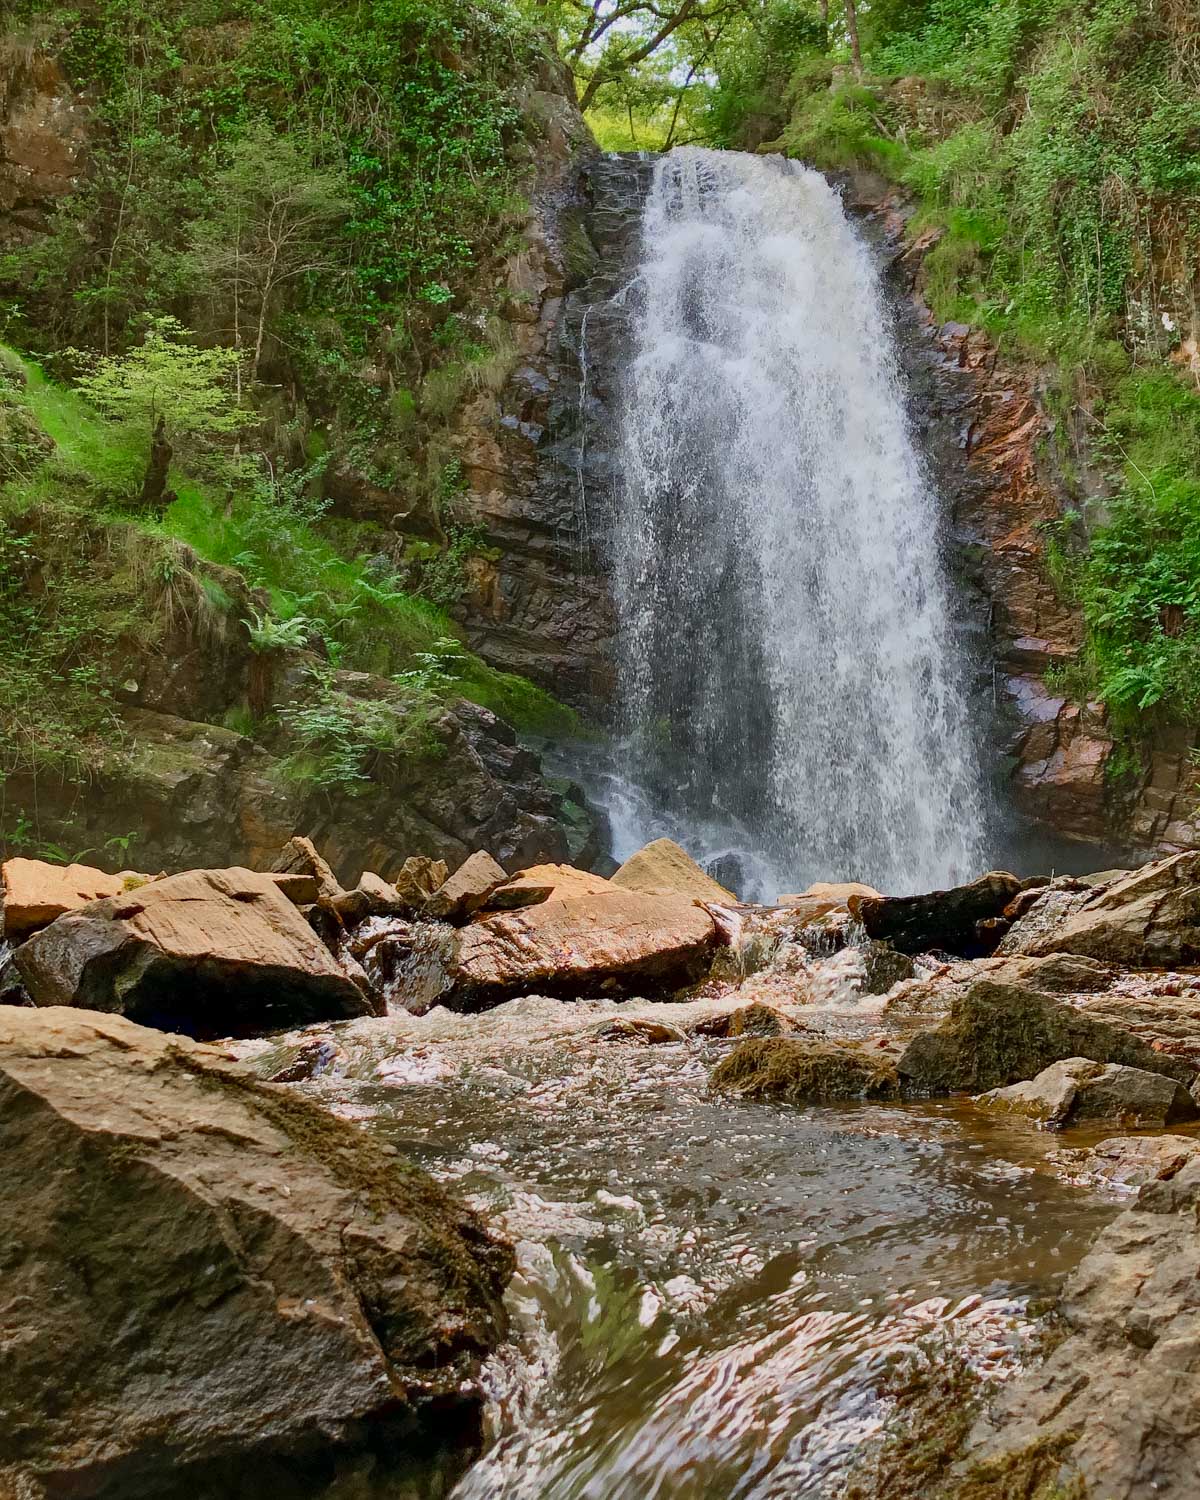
[611,148,987,895]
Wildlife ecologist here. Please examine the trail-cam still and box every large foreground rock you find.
[1003,850,1200,965]
[13,867,372,1035]
[897,980,1197,1095]
[855,871,1021,955]
[958,1155,1200,1497]
[0,1007,513,1500]
[976,1056,1198,1128]
[449,890,721,1005]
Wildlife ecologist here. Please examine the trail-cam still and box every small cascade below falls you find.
[609,147,988,896]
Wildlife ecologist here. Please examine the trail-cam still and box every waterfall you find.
[609,147,988,897]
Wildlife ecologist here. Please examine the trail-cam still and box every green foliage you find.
[0,512,135,777]
[72,316,251,456]
[278,664,445,790]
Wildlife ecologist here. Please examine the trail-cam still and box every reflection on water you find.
[348,1030,1118,1499]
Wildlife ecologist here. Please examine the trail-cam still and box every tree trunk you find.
[140,416,173,512]
[844,0,863,78]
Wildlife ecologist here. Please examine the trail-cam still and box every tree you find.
[558,0,753,114]
[73,317,253,509]
[187,128,351,385]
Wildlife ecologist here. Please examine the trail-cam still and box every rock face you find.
[976,1056,1198,1128]
[855,871,1021,955]
[1,857,132,941]
[0,1006,513,1500]
[610,838,737,904]
[959,1155,1200,1498]
[710,1036,899,1102]
[1077,1133,1200,1190]
[449,890,721,1005]
[897,980,1197,1095]
[453,152,652,710]
[13,868,372,1034]
[1003,851,1200,966]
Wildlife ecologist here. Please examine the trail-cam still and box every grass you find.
[0,343,580,734]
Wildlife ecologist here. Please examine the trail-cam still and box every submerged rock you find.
[0,1006,513,1500]
[449,890,721,1006]
[897,979,1197,1096]
[957,1154,1200,1497]
[1073,1133,1200,1190]
[975,1056,1198,1128]
[856,871,1021,956]
[610,837,736,904]
[710,1036,899,1103]
[13,867,373,1035]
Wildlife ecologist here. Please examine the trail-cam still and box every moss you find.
[710,1036,899,1102]
[844,1347,983,1500]
[951,1430,1087,1500]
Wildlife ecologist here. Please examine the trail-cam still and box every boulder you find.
[0,1006,513,1500]
[975,1056,1198,1128]
[710,1036,898,1103]
[393,854,449,907]
[1003,851,1200,966]
[330,872,406,924]
[728,1002,797,1037]
[778,880,879,925]
[859,941,917,994]
[425,849,508,922]
[13,867,374,1035]
[897,980,1197,1096]
[449,890,721,1005]
[484,862,613,910]
[1080,1133,1200,1190]
[856,870,1022,955]
[270,834,342,902]
[986,951,1114,993]
[610,837,736,904]
[2,857,133,941]
[958,1154,1200,1497]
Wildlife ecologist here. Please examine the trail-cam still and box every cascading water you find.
[609,148,988,896]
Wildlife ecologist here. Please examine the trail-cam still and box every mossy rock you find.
[897,980,1197,1096]
[711,1036,899,1103]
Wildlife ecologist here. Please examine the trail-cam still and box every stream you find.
[248,980,1122,1499]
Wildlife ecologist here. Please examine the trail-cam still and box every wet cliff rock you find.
[0,1006,514,1500]
[454,152,653,711]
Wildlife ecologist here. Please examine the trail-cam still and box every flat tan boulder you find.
[777,881,880,924]
[2,858,134,942]
[13,867,374,1034]
[485,862,613,910]
[426,850,508,922]
[450,889,720,1003]
[0,1006,512,1496]
[611,838,736,904]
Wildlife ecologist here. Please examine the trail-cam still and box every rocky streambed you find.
[3,838,1200,1497]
